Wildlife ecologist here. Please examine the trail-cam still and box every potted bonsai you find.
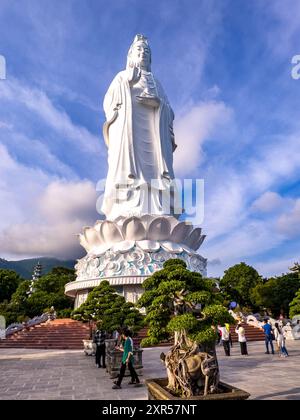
[138,259,250,400]
[72,280,144,376]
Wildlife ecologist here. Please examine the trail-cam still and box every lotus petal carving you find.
[161,241,183,253]
[92,243,112,255]
[170,221,193,243]
[122,216,146,241]
[137,240,160,252]
[83,227,102,247]
[140,214,156,230]
[79,215,205,255]
[148,217,171,241]
[185,228,203,250]
[111,240,135,253]
[98,220,123,243]
[79,234,92,252]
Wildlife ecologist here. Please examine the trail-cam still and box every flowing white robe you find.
[102,69,177,220]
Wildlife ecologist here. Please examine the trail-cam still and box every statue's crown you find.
[133,34,148,45]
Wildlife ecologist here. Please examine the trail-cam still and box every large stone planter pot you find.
[105,338,117,352]
[146,378,250,401]
[106,347,143,379]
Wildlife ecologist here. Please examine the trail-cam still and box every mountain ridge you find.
[0,257,76,279]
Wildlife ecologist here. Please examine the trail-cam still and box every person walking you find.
[225,323,233,348]
[216,326,222,345]
[112,328,140,389]
[93,326,106,368]
[218,325,231,356]
[261,319,275,355]
[235,323,248,355]
[274,322,289,357]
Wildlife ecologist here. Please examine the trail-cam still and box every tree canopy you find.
[138,258,233,348]
[289,289,300,318]
[219,262,262,309]
[0,267,74,324]
[0,269,23,303]
[71,280,144,334]
[251,272,300,317]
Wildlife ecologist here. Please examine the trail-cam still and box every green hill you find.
[0,257,76,279]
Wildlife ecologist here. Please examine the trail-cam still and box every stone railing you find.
[225,310,300,341]
[3,312,55,339]
[246,314,264,328]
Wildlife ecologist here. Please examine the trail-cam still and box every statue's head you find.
[127,34,151,71]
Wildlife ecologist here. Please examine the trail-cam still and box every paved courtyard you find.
[0,340,300,400]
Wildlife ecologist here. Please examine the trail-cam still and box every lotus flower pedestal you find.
[65,215,207,308]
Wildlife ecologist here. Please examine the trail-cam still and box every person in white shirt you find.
[218,325,231,356]
[274,322,289,357]
[235,323,248,355]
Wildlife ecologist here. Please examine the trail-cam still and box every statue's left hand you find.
[136,95,160,108]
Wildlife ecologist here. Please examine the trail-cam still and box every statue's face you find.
[131,41,151,68]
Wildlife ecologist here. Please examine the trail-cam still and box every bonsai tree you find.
[138,259,233,398]
[72,280,144,335]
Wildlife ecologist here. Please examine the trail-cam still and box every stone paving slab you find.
[0,341,299,400]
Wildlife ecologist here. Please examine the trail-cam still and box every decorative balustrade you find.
[3,312,56,339]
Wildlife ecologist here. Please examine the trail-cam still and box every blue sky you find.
[0,0,300,277]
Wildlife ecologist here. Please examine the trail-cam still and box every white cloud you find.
[254,256,300,278]
[277,199,300,238]
[264,0,300,58]
[249,134,300,191]
[252,191,287,213]
[39,180,97,223]
[0,78,102,155]
[0,222,84,260]
[0,121,13,130]
[174,100,234,176]
[0,126,77,179]
[0,144,50,230]
[0,145,98,259]
[201,129,300,277]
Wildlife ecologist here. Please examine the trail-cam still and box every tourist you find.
[113,329,121,347]
[261,319,275,355]
[49,306,57,321]
[274,322,289,357]
[216,326,222,345]
[218,325,231,356]
[235,323,248,355]
[225,322,233,348]
[93,325,106,368]
[112,328,140,389]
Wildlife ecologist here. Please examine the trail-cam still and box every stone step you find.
[134,323,265,347]
[0,318,90,350]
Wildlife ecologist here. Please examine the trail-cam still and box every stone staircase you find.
[0,319,90,350]
[134,323,265,347]
[230,323,265,342]
[0,319,265,351]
